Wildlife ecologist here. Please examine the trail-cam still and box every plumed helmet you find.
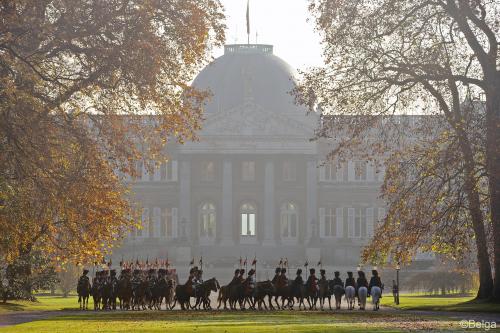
[334,271,340,277]
[296,269,302,275]
[239,269,245,275]
[234,269,240,275]
[275,267,281,274]
[281,268,287,274]
[320,269,326,275]
[372,269,378,276]
[310,268,315,274]
[347,271,353,276]
[83,269,89,274]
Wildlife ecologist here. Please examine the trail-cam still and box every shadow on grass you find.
[405,293,474,298]
[0,302,26,312]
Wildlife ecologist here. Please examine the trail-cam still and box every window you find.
[241,203,256,236]
[199,203,216,240]
[319,207,343,238]
[162,207,178,238]
[152,207,162,237]
[348,208,364,238]
[282,161,296,181]
[160,160,178,182]
[242,161,255,181]
[201,161,215,181]
[319,161,342,182]
[281,203,298,239]
[354,161,367,181]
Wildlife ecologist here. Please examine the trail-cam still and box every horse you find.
[174,282,195,310]
[91,280,102,311]
[332,284,345,310]
[272,282,294,310]
[193,278,220,310]
[318,279,334,310]
[155,277,176,310]
[217,285,231,310]
[344,286,355,310]
[132,280,149,310]
[254,281,276,311]
[77,278,91,310]
[117,277,133,310]
[358,286,368,310]
[370,286,382,311]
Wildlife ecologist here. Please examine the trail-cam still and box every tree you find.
[298,0,498,299]
[0,1,225,267]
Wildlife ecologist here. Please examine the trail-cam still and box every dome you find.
[192,44,304,114]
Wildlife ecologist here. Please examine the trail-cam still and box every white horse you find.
[357,286,367,310]
[371,286,382,311]
[344,286,355,310]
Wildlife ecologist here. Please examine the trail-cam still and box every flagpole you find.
[246,0,250,45]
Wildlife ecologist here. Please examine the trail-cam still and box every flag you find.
[246,0,250,36]
[189,258,194,266]
[304,261,309,267]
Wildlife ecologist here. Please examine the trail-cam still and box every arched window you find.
[241,203,256,236]
[281,203,298,240]
[199,203,216,241]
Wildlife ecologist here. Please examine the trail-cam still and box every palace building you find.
[116,44,427,273]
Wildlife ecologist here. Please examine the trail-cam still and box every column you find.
[220,159,234,246]
[306,159,318,242]
[263,161,276,246]
[179,160,191,241]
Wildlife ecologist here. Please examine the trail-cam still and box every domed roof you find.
[192,44,304,114]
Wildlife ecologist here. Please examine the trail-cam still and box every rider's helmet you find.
[234,269,240,275]
[347,271,353,277]
[296,268,302,275]
[248,269,255,275]
[372,269,378,276]
[239,269,245,275]
[281,268,286,274]
[320,269,326,275]
[275,267,281,274]
[83,269,89,275]
[310,268,315,274]
[334,271,340,277]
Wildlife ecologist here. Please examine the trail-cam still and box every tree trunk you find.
[486,79,500,302]
[460,139,494,300]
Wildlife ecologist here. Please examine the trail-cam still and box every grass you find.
[0,311,464,333]
[381,293,500,313]
[0,296,77,314]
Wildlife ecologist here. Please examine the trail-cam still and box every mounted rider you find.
[77,269,90,294]
[271,267,281,284]
[131,269,142,292]
[294,268,304,286]
[345,271,356,289]
[238,269,246,283]
[185,267,196,295]
[332,271,344,287]
[244,269,256,295]
[368,269,383,297]
[356,270,368,297]
[228,269,240,286]
[319,269,327,284]
[306,268,319,293]
[276,268,288,288]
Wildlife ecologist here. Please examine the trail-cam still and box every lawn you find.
[381,293,500,313]
[0,296,77,314]
[0,311,463,333]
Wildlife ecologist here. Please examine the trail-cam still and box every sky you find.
[213,0,325,72]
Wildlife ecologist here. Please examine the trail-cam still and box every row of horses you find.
[78,274,382,311]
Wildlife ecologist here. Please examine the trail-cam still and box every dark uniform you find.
[368,270,383,296]
[345,271,356,288]
[332,271,344,287]
[271,267,281,284]
[294,269,304,286]
[77,269,90,294]
[306,268,318,292]
[277,268,288,288]
[228,269,240,286]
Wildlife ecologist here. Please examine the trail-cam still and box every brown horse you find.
[117,277,133,310]
[254,281,276,311]
[193,278,220,310]
[77,278,91,310]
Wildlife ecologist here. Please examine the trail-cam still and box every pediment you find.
[200,102,314,137]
